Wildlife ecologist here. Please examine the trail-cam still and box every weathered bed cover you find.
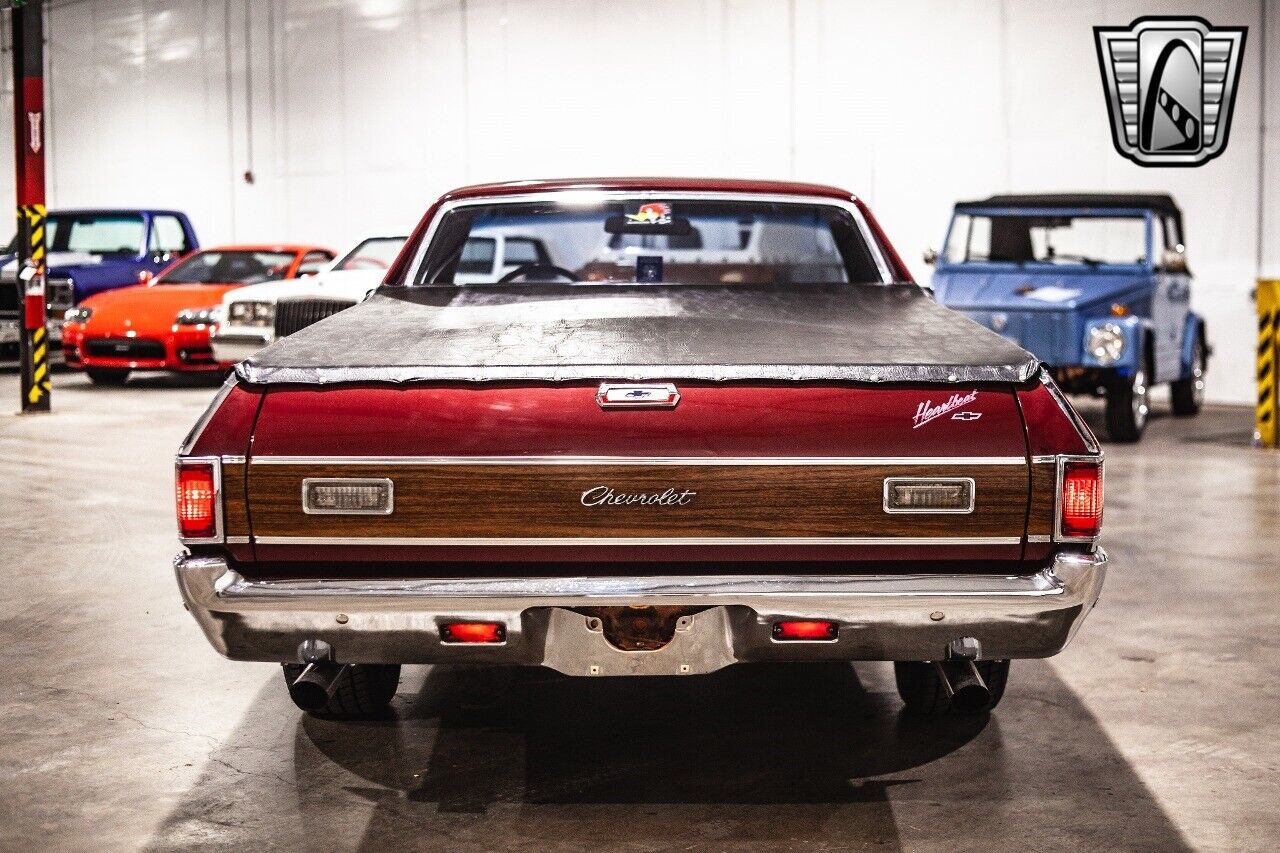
[235,283,1039,386]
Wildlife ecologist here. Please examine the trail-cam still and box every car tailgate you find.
[243,382,1031,569]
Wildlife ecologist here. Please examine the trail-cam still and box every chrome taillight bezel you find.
[1053,454,1103,543]
[176,455,224,545]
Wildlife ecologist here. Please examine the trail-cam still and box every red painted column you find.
[12,0,49,412]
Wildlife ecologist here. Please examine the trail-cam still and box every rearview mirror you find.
[923,248,938,265]
[1160,249,1188,274]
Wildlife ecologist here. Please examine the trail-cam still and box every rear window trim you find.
[401,190,895,288]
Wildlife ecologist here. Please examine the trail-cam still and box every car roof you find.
[437,177,858,203]
[956,192,1181,218]
[195,244,331,254]
[48,208,186,216]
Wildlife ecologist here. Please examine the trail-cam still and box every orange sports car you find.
[62,244,334,384]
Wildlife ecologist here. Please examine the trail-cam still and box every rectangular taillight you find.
[176,460,220,541]
[883,477,974,513]
[440,622,505,644]
[302,478,394,515]
[1059,459,1103,539]
[772,620,839,641]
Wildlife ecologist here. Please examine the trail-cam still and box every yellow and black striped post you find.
[18,204,50,410]
[1257,280,1280,448]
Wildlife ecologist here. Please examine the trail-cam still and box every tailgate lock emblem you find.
[597,383,680,409]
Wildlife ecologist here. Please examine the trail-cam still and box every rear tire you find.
[86,367,130,386]
[1170,334,1206,416]
[1104,363,1149,442]
[281,663,400,718]
[894,659,1010,715]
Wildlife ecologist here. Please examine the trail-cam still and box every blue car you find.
[931,193,1207,442]
[0,208,199,357]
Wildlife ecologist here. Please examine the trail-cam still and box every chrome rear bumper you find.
[175,550,1106,676]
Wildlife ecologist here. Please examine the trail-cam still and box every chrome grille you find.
[273,297,356,338]
[46,278,74,319]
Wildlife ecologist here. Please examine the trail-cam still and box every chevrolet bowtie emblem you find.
[596,383,681,409]
[1094,16,1247,167]
[951,411,982,422]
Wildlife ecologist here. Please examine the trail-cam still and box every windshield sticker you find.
[1023,285,1082,303]
[625,202,672,225]
[913,390,980,429]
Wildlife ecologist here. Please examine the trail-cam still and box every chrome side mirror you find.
[923,247,938,266]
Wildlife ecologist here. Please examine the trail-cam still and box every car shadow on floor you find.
[147,660,1192,852]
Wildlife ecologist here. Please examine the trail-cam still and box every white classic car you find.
[210,235,406,362]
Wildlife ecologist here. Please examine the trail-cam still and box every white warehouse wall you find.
[5,0,1276,402]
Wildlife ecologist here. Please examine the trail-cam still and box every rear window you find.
[161,251,297,285]
[415,197,883,286]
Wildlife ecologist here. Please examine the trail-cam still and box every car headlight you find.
[1086,323,1126,366]
[175,306,222,326]
[64,306,92,324]
[228,301,275,327]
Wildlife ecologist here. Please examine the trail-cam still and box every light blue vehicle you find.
[931,193,1207,442]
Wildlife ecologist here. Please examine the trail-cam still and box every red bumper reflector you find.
[1061,460,1103,538]
[176,463,217,539]
[440,622,505,644]
[773,620,838,641]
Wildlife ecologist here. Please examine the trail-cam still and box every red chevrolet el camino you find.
[174,179,1105,719]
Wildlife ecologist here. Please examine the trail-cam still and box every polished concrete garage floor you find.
[1,369,1277,852]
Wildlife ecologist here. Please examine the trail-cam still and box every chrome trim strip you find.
[177,377,237,456]
[253,535,1022,547]
[1041,368,1102,454]
[301,477,395,516]
[1030,454,1058,464]
[1026,534,1052,544]
[176,456,224,545]
[225,536,251,545]
[882,476,976,515]
[248,455,1028,467]
[192,559,1072,600]
[222,454,247,465]
[404,190,894,287]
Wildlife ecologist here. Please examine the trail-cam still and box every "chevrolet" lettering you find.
[580,486,697,507]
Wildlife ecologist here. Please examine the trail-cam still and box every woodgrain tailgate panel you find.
[247,461,1030,541]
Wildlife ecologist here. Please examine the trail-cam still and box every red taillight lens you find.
[1060,460,1103,538]
[176,462,218,539]
[772,620,839,641]
[440,622,505,644]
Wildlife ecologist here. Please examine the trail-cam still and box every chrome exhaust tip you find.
[933,659,991,714]
[287,662,349,711]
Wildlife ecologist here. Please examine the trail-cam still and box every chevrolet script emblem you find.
[1094,17,1246,167]
[596,383,680,409]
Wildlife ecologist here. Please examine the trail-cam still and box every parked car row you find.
[0,206,409,384]
[3,194,1206,442]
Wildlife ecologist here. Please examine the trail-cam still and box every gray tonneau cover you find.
[235,284,1038,386]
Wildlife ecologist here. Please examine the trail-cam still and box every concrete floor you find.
[0,369,1277,853]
